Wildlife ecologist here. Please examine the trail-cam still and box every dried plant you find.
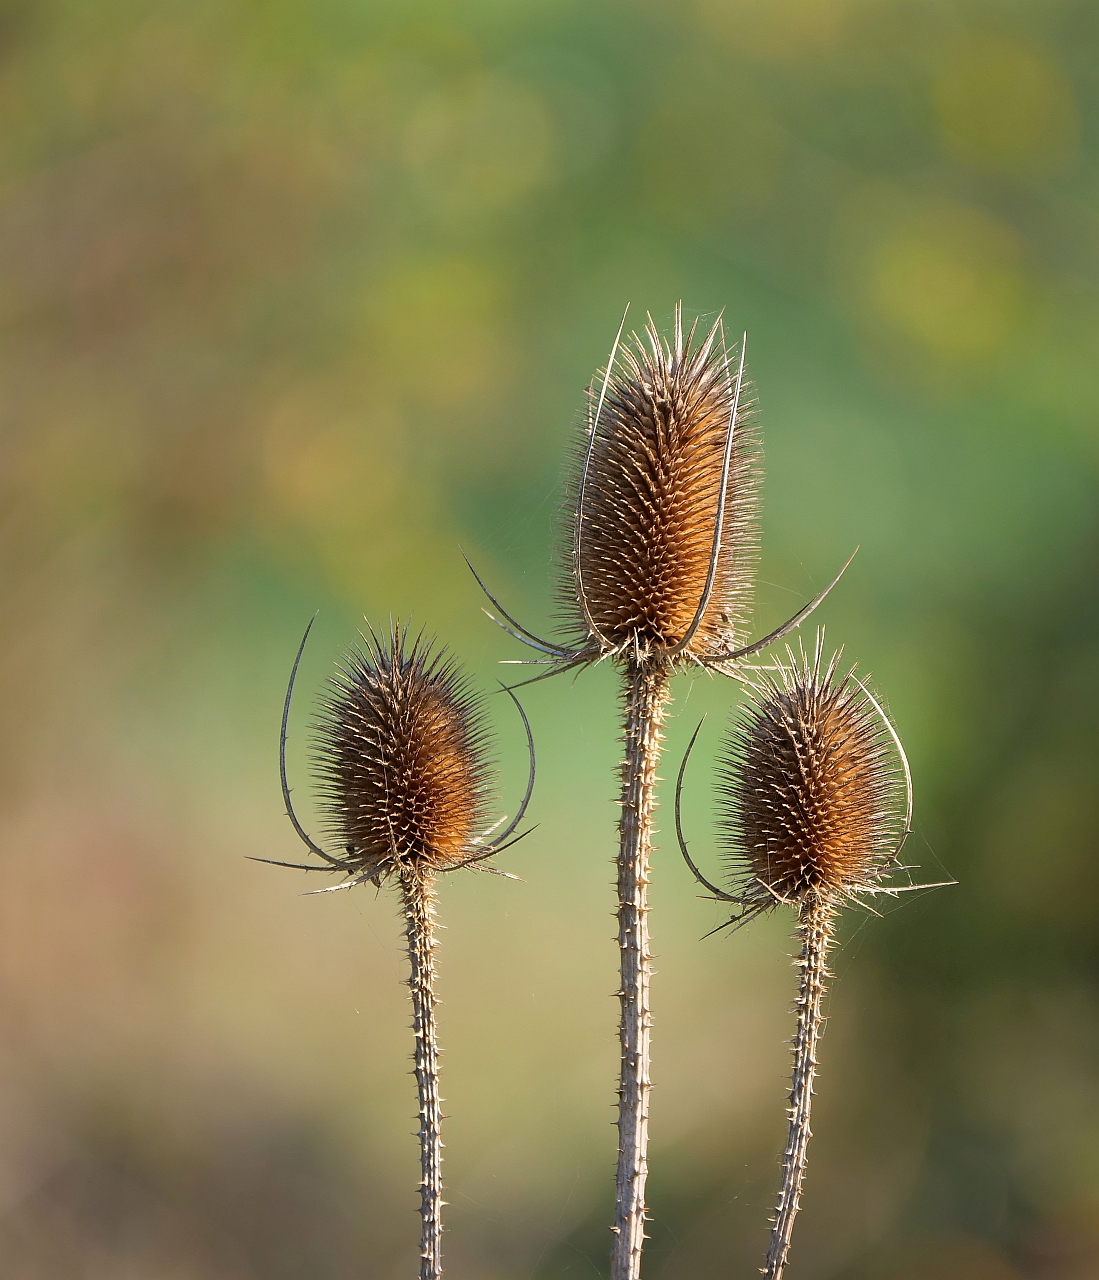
[676,637,949,1280]
[561,304,763,663]
[465,305,853,1280]
[261,617,535,1280]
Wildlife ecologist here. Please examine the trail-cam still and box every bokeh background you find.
[0,0,1096,1276]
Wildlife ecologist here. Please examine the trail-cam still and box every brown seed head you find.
[561,305,762,665]
[717,644,906,911]
[313,626,495,884]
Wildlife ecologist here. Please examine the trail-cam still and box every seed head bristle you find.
[313,626,496,884]
[717,643,905,911]
[560,304,762,664]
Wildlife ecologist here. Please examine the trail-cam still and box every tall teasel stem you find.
[401,867,444,1280]
[465,308,853,1280]
[766,895,835,1280]
[567,310,762,1280]
[613,664,670,1279]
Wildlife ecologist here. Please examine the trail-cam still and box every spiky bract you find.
[562,306,761,666]
[717,644,905,914]
[313,626,495,884]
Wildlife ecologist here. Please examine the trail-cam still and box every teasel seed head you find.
[715,640,908,916]
[311,625,500,884]
[270,617,536,890]
[561,304,762,667]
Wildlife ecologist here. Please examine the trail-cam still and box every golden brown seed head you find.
[561,305,761,664]
[313,627,495,883]
[717,645,905,910]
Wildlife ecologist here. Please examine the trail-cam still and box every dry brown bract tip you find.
[264,616,536,891]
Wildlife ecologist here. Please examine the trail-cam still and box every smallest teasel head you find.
[677,636,917,925]
[269,618,535,891]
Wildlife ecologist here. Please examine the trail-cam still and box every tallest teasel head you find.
[561,305,762,666]
[463,304,854,683]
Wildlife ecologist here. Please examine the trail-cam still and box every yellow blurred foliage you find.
[935,37,1079,177]
[854,194,1028,368]
[364,256,513,423]
[696,0,864,60]
[638,73,788,231]
[402,73,558,223]
[262,398,407,534]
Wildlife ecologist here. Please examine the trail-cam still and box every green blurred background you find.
[0,0,1096,1275]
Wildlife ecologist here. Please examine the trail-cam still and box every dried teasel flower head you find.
[463,306,856,688]
[315,625,497,882]
[560,304,762,666]
[713,639,910,918]
[270,618,536,891]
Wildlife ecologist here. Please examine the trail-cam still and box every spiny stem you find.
[611,663,670,1280]
[764,896,835,1280]
[401,868,444,1280]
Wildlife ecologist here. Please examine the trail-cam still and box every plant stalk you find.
[764,895,836,1280]
[611,662,670,1280]
[401,868,444,1280]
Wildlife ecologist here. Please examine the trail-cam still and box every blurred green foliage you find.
[0,0,1096,1276]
